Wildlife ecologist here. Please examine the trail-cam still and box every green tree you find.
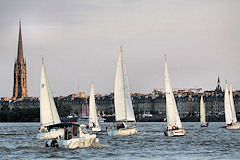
[56,102,72,117]
[1,104,10,112]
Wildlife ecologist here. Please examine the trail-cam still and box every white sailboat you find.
[37,59,64,140]
[200,95,208,127]
[89,83,101,132]
[224,82,240,129]
[40,60,99,148]
[107,46,137,136]
[164,55,186,137]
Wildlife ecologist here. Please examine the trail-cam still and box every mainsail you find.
[40,59,61,128]
[229,84,237,124]
[165,56,182,129]
[224,82,233,125]
[200,95,206,124]
[114,47,135,122]
[89,83,99,128]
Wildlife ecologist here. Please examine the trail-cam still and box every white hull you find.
[37,128,64,140]
[226,122,240,130]
[164,128,186,137]
[90,127,101,132]
[46,134,98,149]
[107,127,137,136]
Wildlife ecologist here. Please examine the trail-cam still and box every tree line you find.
[0,102,72,122]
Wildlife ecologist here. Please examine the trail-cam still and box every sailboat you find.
[40,60,99,148]
[37,59,64,140]
[224,82,240,130]
[107,46,137,136]
[89,83,101,132]
[163,55,186,137]
[200,95,208,127]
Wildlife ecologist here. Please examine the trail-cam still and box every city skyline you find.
[0,0,240,97]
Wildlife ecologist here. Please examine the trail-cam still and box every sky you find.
[0,0,240,97]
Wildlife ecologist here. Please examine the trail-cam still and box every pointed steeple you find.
[17,19,24,64]
[215,76,223,94]
[13,20,28,99]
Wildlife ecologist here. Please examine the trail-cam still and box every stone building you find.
[1,90,240,120]
[9,97,39,109]
[55,94,88,115]
[12,21,28,100]
[2,65,240,120]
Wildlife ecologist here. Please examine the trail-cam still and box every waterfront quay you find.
[1,88,240,122]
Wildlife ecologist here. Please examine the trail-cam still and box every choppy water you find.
[0,122,239,160]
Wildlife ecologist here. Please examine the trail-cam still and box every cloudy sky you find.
[0,0,239,97]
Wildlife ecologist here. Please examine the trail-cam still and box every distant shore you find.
[0,105,238,122]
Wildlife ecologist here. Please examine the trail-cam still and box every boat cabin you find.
[47,122,88,140]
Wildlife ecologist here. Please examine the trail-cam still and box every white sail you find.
[89,83,100,128]
[224,82,233,125]
[114,47,135,122]
[229,84,237,124]
[40,59,61,128]
[165,56,182,129]
[200,95,206,124]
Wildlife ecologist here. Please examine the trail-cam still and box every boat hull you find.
[37,128,64,140]
[107,127,137,136]
[164,128,186,137]
[226,122,240,130]
[200,122,209,127]
[90,127,101,132]
[46,134,98,149]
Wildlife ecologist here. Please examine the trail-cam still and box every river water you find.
[0,122,239,160]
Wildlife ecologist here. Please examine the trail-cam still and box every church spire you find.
[215,75,223,94]
[17,19,24,64]
[13,20,28,99]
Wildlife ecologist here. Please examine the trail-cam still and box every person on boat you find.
[172,126,179,130]
[73,127,78,136]
[92,122,96,128]
[67,127,72,139]
[117,122,125,130]
[106,126,110,131]
[163,118,167,122]
[226,123,232,127]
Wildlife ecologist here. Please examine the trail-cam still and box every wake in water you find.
[137,132,145,136]
[91,143,109,149]
[0,133,24,136]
